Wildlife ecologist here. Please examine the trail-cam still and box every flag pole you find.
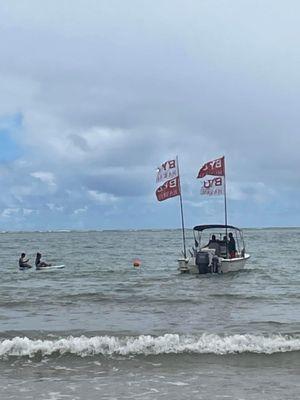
[223,156,228,257]
[176,156,187,258]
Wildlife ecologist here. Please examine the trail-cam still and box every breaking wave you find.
[1,333,300,358]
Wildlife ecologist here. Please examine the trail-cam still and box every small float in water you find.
[132,258,141,268]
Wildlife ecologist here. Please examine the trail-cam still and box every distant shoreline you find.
[1,226,299,233]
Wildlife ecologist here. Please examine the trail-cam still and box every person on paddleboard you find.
[19,253,32,269]
[35,252,51,269]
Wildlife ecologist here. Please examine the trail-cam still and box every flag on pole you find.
[197,156,225,196]
[155,159,181,201]
[197,156,225,178]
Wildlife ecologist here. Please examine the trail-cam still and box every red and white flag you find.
[197,156,225,196]
[156,159,181,201]
[197,156,225,179]
[200,176,224,196]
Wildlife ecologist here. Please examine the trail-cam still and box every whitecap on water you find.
[0,333,299,358]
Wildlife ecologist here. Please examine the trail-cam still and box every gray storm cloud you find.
[0,0,299,229]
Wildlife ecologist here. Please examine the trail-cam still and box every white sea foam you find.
[0,333,299,358]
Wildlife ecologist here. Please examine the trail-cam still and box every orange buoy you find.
[133,258,141,268]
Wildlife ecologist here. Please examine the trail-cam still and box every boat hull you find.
[178,254,250,274]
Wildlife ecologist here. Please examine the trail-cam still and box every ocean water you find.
[0,228,299,400]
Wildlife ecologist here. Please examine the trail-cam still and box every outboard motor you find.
[196,251,211,274]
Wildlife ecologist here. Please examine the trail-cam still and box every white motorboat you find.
[178,224,250,274]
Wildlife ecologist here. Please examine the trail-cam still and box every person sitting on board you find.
[19,253,32,269]
[228,232,237,258]
[35,252,51,269]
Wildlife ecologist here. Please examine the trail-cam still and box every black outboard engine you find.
[196,251,211,274]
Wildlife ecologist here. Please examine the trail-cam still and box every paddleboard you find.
[36,265,65,271]
[19,266,33,271]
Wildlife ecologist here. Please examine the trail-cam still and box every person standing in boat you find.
[228,232,237,258]
[35,252,51,269]
[208,234,217,245]
[207,234,220,256]
[19,253,32,269]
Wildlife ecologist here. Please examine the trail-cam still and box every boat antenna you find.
[176,155,187,258]
[223,155,228,257]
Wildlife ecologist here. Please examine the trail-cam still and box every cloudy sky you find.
[0,0,299,230]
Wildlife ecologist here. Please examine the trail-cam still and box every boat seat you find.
[219,244,228,258]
